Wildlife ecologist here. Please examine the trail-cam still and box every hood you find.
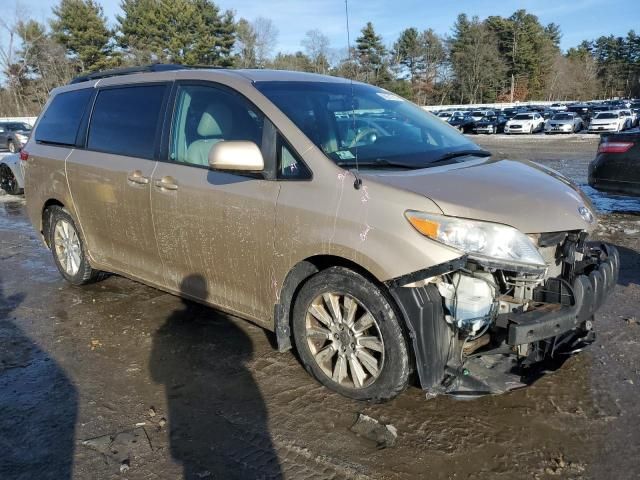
[362,158,595,234]
[591,117,617,124]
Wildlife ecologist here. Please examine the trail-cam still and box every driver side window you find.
[170,84,264,167]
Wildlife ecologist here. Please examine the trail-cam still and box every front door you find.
[151,83,280,323]
[67,83,168,283]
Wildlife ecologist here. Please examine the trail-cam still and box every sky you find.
[7,0,640,55]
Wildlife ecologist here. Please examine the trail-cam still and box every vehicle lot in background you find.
[2,132,639,479]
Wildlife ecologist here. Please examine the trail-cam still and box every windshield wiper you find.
[429,149,492,165]
[335,158,414,169]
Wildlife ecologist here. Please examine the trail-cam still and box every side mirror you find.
[208,141,264,173]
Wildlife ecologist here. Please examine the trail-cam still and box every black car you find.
[447,113,476,133]
[0,121,32,153]
[473,115,507,134]
[589,129,640,196]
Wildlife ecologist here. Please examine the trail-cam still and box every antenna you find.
[344,0,362,189]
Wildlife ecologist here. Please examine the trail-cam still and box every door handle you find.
[127,171,150,185]
[154,176,179,191]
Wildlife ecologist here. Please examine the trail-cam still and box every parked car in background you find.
[22,64,618,400]
[436,110,465,122]
[588,111,627,133]
[0,121,32,153]
[504,112,545,134]
[447,112,476,133]
[631,108,640,127]
[549,103,568,111]
[0,153,23,195]
[589,129,640,196]
[469,110,495,122]
[473,114,507,134]
[618,110,634,129]
[545,112,584,134]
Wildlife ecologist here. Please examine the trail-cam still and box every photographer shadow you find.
[150,274,282,479]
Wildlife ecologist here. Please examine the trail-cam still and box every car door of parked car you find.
[66,83,169,285]
[150,82,280,324]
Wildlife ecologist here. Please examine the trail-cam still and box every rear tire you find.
[0,164,21,195]
[292,267,410,402]
[46,206,104,285]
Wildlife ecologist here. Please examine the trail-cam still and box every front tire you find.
[292,267,410,402]
[7,140,16,153]
[46,206,104,285]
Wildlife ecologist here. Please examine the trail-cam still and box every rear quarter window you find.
[35,88,93,145]
[87,84,167,159]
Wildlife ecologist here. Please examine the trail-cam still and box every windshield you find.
[255,81,483,168]
[437,112,452,117]
[513,114,534,120]
[552,114,573,120]
[2,122,31,131]
[595,112,617,119]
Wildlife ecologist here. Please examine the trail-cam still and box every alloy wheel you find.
[53,219,82,276]
[305,292,385,389]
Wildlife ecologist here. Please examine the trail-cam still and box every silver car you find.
[544,112,583,134]
[0,153,23,195]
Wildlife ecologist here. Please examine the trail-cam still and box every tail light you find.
[19,150,29,161]
[598,142,634,154]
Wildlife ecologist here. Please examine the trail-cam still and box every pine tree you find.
[117,0,235,66]
[355,22,390,86]
[50,0,116,71]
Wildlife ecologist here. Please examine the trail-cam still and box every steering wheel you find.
[348,127,379,148]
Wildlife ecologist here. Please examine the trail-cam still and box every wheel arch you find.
[41,199,66,246]
[274,254,406,353]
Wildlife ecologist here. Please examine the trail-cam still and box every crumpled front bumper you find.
[503,243,619,346]
[388,243,620,398]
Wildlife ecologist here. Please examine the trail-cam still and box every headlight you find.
[405,211,546,268]
[15,134,28,142]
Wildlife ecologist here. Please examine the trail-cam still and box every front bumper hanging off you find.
[388,242,620,398]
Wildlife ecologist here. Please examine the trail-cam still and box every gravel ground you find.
[1,135,639,480]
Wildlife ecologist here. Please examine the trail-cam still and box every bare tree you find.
[252,17,278,67]
[301,29,330,73]
[0,2,28,115]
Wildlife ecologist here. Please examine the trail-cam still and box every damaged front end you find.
[388,232,620,398]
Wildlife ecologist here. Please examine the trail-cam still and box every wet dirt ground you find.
[1,135,639,480]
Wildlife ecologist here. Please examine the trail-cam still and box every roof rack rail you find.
[69,63,188,84]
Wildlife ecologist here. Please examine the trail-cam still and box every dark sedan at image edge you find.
[589,129,640,196]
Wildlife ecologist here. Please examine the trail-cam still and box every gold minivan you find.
[24,65,619,401]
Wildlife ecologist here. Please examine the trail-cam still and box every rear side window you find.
[35,89,93,145]
[88,85,166,159]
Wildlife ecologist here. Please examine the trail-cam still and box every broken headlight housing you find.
[405,211,546,269]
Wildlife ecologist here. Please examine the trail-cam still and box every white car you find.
[549,103,568,111]
[588,111,627,133]
[504,112,545,134]
[544,112,583,134]
[618,110,634,129]
[0,153,24,195]
[469,109,495,122]
[436,110,464,122]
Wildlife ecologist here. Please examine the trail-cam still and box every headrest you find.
[197,103,233,137]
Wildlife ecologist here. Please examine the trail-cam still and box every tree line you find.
[1,0,639,116]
